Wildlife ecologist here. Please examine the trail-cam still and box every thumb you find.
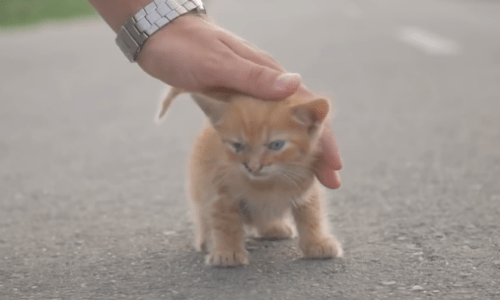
[219,56,302,100]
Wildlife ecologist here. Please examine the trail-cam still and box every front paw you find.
[205,248,249,267]
[300,236,343,259]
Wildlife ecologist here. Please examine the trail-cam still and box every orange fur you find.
[158,89,343,267]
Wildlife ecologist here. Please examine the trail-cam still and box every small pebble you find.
[381,281,396,286]
[411,285,424,291]
[406,244,421,250]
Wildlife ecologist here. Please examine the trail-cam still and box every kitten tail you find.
[155,87,185,123]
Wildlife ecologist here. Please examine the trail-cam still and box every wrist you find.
[136,14,202,74]
[115,0,206,62]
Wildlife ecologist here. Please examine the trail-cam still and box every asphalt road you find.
[1,0,500,299]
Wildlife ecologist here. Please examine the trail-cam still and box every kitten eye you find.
[232,142,245,152]
[268,140,286,151]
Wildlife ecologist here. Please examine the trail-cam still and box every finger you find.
[217,54,302,100]
[201,89,235,101]
[220,34,285,73]
[316,169,342,189]
[317,126,343,170]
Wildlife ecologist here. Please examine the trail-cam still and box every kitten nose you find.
[243,162,262,173]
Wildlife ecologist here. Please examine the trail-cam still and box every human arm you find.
[87,0,301,98]
[87,0,342,188]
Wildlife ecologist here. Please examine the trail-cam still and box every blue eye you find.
[232,142,245,152]
[268,140,285,151]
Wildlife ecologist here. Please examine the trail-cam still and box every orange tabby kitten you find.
[158,88,343,267]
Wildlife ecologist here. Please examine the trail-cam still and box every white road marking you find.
[396,27,460,55]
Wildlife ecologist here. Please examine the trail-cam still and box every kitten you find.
[157,88,343,267]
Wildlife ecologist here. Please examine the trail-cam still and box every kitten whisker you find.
[212,168,237,187]
[283,168,309,182]
[280,171,301,190]
[282,170,301,183]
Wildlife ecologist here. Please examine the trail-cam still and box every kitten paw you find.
[195,240,208,252]
[301,236,343,259]
[259,223,294,240]
[205,248,249,267]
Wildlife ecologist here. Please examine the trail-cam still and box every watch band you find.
[116,0,206,62]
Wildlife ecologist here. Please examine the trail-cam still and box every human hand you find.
[137,14,301,100]
[315,127,342,189]
[138,14,342,188]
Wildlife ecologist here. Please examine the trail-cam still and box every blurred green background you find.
[0,0,97,28]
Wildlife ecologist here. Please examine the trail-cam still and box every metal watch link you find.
[116,0,206,62]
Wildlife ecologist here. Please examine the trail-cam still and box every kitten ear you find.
[291,98,330,130]
[191,93,228,126]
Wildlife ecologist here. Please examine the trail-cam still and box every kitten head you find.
[192,93,331,183]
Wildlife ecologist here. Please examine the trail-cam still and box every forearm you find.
[87,0,152,32]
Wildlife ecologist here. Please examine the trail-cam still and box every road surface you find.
[1,0,499,299]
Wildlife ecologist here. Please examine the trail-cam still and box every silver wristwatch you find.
[116,0,206,62]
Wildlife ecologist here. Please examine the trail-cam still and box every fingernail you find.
[274,73,301,91]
